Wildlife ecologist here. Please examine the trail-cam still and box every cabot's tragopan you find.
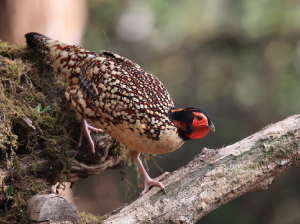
[25,32,215,195]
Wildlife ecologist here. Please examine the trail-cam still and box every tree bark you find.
[102,114,300,224]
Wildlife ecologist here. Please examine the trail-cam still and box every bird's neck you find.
[169,109,193,141]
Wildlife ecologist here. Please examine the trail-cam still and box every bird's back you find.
[25,32,184,154]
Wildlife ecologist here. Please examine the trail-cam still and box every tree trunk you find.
[0,0,87,45]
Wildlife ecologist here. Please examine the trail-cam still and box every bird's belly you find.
[88,118,184,154]
[116,127,185,154]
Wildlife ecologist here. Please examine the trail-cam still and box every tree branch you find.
[103,114,300,224]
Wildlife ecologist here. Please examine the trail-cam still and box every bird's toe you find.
[140,177,168,196]
[153,172,170,182]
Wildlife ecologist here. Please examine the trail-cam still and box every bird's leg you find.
[78,118,104,154]
[133,156,170,195]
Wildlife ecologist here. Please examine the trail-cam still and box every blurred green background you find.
[68,0,300,223]
[0,0,299,222]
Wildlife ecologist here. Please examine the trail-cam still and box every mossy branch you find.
[0,40,126,223]
[102,114,300,224]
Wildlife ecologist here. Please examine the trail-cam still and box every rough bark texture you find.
[28,194,79,224]
[102,114,300,224]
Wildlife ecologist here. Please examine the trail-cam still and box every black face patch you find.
[168,108,194,140]
[179,129,192,141]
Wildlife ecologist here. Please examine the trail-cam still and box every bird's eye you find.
[197,116,202,120]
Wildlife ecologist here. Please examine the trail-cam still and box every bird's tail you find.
[25,32,68,60]
[25,32,52,55]
[25,32,78,84]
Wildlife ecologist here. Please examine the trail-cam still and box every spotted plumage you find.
[25,32,215,195]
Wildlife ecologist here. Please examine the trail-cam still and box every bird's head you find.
[168,107,215,141]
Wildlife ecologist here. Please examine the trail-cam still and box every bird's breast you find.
[88,117,184,154]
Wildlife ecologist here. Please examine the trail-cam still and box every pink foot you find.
[140,171,170,195]
[78,118,104,154]
[133,157,170,195]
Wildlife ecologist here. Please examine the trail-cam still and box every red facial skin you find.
[188,112,210,139]
[173,112,210,139]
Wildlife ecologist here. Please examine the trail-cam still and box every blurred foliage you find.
[73,0,300,223]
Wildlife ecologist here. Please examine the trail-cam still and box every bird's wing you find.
[67,51,175,140]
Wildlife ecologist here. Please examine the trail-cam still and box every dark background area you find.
[1,0,300,223]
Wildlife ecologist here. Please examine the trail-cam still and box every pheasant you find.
[25,32,215,195]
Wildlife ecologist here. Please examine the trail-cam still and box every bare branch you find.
[103,114,300,224]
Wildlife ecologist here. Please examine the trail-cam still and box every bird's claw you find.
[139,172,170,196]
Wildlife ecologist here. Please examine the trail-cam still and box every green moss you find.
[0,39,134,223]
[12,156,22,175]
[31,160,37,174]
[79,212,105,224]
[0,40,76,223]
[1,176,52,224]
[112,138,132,166]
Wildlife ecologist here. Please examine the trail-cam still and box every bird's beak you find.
[208,123,215,132]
